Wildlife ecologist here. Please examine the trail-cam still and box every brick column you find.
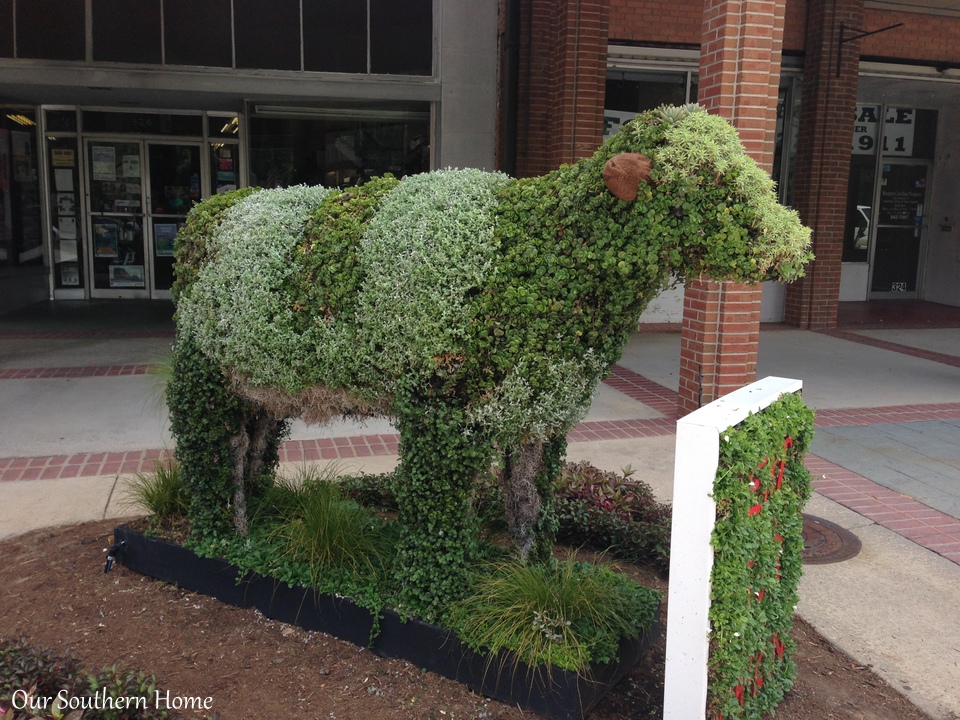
[514,0,610,178]
[784,0,864,329]
[677,0,786,416]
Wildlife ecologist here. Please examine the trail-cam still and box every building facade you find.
[507,0,960,327]
[0,0,497,310]
[1,0,958,328]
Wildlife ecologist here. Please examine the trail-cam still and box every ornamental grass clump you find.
[262,469,397,583]
[122,459,187,522]
[449,555,660,674]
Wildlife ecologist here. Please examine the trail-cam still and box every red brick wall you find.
[678,280,763,416]
[608,0,702,45]
[861,9,960,63]
[699,0,785,167]
[784,0,864,329]
[515,0,610,178]
[783,0,806,52]
[607,0,805,53]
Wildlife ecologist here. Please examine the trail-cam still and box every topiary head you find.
[599,104,813,284]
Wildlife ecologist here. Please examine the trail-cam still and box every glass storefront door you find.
[147,142,201,296]
[85,139,201,298]
[870,161,928,298]
[86,140,148,297]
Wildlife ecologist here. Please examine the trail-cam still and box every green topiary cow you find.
[171,105,812,619]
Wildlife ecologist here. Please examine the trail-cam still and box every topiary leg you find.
[529,435,565,564]
[391,391,493,622]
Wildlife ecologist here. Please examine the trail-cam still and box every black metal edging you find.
[112,525,660,720]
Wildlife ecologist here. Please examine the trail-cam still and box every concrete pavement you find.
[1,300,959,718]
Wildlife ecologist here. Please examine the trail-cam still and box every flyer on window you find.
[109,264,145,288]
[92,146,117,181]
[60,262,80,286]
[93,221,119,257]
[57,193,76,215]
[154,223,178,257]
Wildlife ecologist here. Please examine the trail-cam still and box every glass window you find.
[92,0,162,64]
[1,110,44,271]
[370,0,432,75]
[210,143,239,195]
[0,0,12,58]
[843,104,881,263]
[15,0,85,61]
[882,108,937,160]
[606,70,688,112]
[208,115,240,139]
[304,0,367,73]
[235,0,301,71]
[603,69,695,140]
[772,77,801,207]
[249,106,430,189]
[164,0,233,68]
[46,110,79,133]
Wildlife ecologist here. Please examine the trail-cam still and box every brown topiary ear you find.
[602,152,652,201]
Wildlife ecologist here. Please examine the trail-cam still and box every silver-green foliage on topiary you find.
[178,185,335,393]
[354,168,510,394]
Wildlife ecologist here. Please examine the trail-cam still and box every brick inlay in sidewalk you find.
[603,365,678,415]
[820,328,960,368]
[807,454,960,566]
[0,364,160,379]
[0,416,677,483]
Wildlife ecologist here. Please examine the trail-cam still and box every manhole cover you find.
[802,514,862,564]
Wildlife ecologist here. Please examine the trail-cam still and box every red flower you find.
[772,632,786,659]
[748,503,763,516]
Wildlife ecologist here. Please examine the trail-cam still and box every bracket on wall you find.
[836,21,904,77]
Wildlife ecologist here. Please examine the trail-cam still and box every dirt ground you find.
[0,520,933,720]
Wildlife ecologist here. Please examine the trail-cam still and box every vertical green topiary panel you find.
[708,392,814,719]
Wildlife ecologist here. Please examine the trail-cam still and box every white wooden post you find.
[662,376,803,720]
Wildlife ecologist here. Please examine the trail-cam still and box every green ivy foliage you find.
[390,388,495,622]
[708,392,814,720]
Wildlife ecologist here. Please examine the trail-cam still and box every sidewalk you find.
[1,300,959,718]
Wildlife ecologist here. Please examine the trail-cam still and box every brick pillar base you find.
[677,280,762,418]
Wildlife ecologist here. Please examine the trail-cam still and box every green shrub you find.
[449,555,660,674]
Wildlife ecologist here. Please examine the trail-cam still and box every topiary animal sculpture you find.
[171,104,812,619]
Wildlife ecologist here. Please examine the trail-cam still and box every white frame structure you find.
[662,376,803,719]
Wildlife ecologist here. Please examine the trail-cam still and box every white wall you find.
[638,280,788,324]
